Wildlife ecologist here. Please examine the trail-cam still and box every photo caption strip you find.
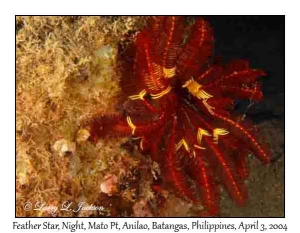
[12,219,289,232]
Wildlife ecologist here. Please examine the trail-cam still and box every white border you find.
[1,0,299,232]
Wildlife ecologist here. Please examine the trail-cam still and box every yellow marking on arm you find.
[202,99,215,115]
[150,86,172,99]
[126,116,136,135]
[197,128,211,149]
[213,128,229,144]
[182,78,193,88]
[182,78,213,99]
[143,46,166,92]
[192,151,197,158]
[140,138,144,150]
[198,90,213,99]
[175,138,190,152]
[129,90,147,100]
[194,144,206,150]
[182,78,215,114]
[163,66,176,78]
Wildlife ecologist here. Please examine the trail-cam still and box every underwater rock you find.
[132,199,153,217]
[53,139,76,157]
[76,128,91,143]
[100,174,118,196]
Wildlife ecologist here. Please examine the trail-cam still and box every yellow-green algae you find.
[16,16,151,217]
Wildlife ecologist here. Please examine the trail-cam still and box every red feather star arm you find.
[184,106,248,206]
[213,112,270,164]
[177,18,214,80]
[89,111,167,141]
[203,138,248,206]
[178,111,220,215]
[163,116,198,202]
[187,150,220,216]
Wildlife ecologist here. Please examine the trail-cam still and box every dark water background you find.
[204,15,285,124]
